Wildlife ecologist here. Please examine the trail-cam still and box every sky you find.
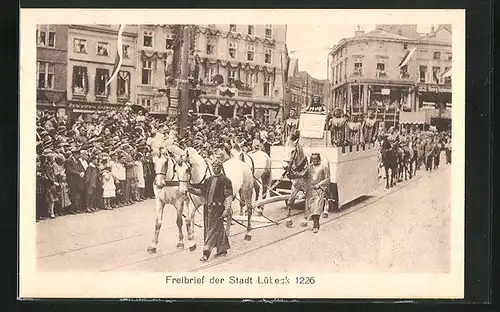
[286,24,433,80]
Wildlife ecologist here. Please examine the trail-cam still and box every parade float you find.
[270,95,379,210]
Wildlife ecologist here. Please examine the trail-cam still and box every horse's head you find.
[282,137,304,171]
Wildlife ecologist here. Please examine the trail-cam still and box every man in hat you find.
[303,153,331,233]
[188,159,232,262]
[65,147,86,213]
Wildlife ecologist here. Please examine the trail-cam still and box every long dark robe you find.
[191,175,233,254]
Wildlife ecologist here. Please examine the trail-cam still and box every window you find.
[228,69,236,85]
[117,71,130,98]
[354,59,363,76]
[165,34,175,49]
[207,67,216,84]
[433,51,441,60]
[263,75,271,96]
[141,98,152,107]
[339,62,343,82]
[399,65,409,79]
[206,38,216,55]
[247,45,255,61]
[143,31,153,47]
[36,25,56,47]
[95,68,110,97]
[419,65,427,82]
[96,42,110,56]
[229,24,237,32]
[73,39,88,54]
[228,42,236,59]
[72,66,88,95]
[264,49,272,64]
[376,61,386,76]
[446,53,452,60]
[432,66,441,83]
[444,67,452,85]
[265,25,272,39]
[246,72,257,87]
[248,25,254,35]
[37,62,55,89]
[123,45,131,58]
[142,60,153,85]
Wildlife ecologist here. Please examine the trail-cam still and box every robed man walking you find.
[188,160,233,262]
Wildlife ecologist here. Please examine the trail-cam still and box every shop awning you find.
[399,111,426,124]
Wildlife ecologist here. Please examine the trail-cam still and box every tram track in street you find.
[189,174,424,272]
[102,172,424,272]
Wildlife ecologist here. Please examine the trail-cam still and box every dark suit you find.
[65,156,85,212]
[84,164,99,209]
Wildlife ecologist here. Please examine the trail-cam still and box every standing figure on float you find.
[362,110,379,145]
[328,107,347,147]
[346,113,362,146]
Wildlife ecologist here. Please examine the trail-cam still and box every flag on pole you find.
[441,67,452,78]
[398,47,417,69]
[105,24,125,87]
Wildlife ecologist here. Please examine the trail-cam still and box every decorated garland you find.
[194,26,276,46]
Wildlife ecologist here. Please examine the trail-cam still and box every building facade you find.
[67,24,138,117]
[135,25,183,117]
[288,70,325,112]
[36,25,69,116]
[328,24,452,129]
[191,24,288,123]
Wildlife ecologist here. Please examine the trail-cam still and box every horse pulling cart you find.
[269,110,379,212]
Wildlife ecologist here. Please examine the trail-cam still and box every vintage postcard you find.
[19,9,465,299]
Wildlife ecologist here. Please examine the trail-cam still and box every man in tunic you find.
[346,113,362,146]
[188,160,233,262]
[285,109,299,140]
[362,110,379,145]
[329,108,347,147]
[303,153,331,233]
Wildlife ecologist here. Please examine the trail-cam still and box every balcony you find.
[375,71,388,78]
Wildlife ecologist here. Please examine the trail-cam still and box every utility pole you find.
[179,25,190,137]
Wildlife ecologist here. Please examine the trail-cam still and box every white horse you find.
[147,145,196,253]
[175,147,256,237]
[229,146,272,208]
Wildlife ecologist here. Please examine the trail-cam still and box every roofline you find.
[329,35,451,56]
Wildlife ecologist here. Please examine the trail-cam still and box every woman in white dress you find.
[135,153,146,200]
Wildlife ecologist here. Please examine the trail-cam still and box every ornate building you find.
[190,24,288,123]
[67,25,138,117]
[36,25,69,116]
[328,24,452,130]
[287,68,326,113]
[135,25,183,117]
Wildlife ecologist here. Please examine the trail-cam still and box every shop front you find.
[194,95,281,123]
[68,101,127,121]
[37,89,68,116]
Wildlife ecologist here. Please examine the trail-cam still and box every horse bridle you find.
[176,157,212,186]
[155,154,176,182]
[284,141,307,174]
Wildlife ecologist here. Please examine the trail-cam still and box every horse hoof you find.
[176,243,184,249]
[285,219,293,228]
[147,247,157,254]
[239,211,244,216]
[189,244,197,252]
[244,234,252,241]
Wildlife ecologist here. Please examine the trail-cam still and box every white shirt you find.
[79,158,88,170]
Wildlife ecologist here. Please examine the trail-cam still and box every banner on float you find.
[298,113,327,138]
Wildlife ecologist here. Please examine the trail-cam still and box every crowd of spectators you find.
[36,106,284,221]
